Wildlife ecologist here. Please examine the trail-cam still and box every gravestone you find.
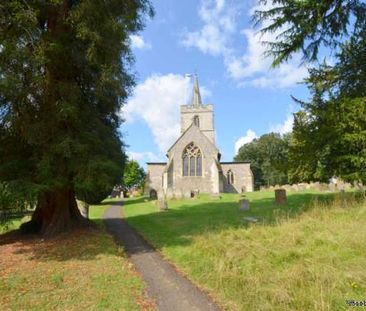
[77,200,89,219]
[158,198,168,211]
[275,189,287,204]
[239,199,250,211]
[243,216,258,223]
[190,189,200,198]
[149,189,157,200]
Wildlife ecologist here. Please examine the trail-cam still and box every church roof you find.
[146,162,166,165]
[191,75,202,107]
[220,161,251,164]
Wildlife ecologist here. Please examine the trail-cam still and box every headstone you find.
[239,199,250,211]
[149,189,157,200]
[158,198,168,211]
[243,216,258,223]
[275,189,287,204]
[190,189,199,198]
[77,200,89,219]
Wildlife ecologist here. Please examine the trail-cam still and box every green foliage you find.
[235,133,289,188]
[0,182,36,224]
[0,1,152,211]
[122,160,146,190]
[254,0,366,66]
[123,193,366,310]
[289,31,366,184]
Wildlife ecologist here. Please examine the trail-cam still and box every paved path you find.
[103,203,221,311]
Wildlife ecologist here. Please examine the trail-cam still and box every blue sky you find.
[121,0,310,166]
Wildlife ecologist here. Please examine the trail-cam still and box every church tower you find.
[180,75,215,143]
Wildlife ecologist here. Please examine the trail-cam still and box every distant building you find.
[145,76,254,198]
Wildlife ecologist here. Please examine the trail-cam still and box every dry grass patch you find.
[0,228,153,311]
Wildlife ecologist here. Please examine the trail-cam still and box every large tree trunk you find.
[21,186,89,237]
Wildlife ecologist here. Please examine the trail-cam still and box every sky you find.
[121,0,311,166]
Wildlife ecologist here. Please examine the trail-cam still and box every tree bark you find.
[21,186,89,237]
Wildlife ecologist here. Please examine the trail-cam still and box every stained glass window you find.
[196,155,202,176]
[183,156,189,176]
[182,142,202,176]
[227,170,234,185]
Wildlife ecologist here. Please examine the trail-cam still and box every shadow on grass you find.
[115,191,361,250]
[0,197,150,261]
[0,191,361,261]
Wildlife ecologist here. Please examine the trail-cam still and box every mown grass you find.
[123,191,366,311]
[0,201,151,311]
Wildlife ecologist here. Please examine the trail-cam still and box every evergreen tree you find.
[288,32,366,184]
[254,0,366,66]
[0,0,152,236]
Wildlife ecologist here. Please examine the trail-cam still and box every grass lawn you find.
[0,201,152,311]
[123,191,366,311]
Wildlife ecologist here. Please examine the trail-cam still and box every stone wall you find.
[180,104,215,143]
[221,162,254,193]
[167,125,219,194]
[260,181,355,192]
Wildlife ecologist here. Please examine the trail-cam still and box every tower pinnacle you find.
[191,75,202,107]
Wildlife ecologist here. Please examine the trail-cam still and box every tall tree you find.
[254,0,366,66]
[235,133,289,188]
[0,0,152,236]
[256,1,366,185]
[288,31,366,184]
[122,160,146,190]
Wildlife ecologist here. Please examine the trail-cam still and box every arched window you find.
[182,142,202,176]
[193,115,200,127]
[227,170,234,185]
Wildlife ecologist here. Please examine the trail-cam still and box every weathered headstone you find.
[77,200,89,219]
[275,189,287,204]
[243,216,258,223]
[158,198,168,211]
[190,189,199,198]
[149,189,157,200]
[239,199,250,211]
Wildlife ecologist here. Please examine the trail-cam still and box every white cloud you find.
[181,0,235,56]
[127,151,164,167]
[234,129,258,154]
[123,74,211,153]
[182,0,308,88]
[269,114,294,135]
[130,34,152,50]
[226,28,308,88]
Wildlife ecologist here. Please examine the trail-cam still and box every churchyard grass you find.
[123,191,366,311]
[0,201,151,311]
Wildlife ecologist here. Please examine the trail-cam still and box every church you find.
[145,76,254,198]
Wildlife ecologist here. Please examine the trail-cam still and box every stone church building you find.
[145,76,254,198]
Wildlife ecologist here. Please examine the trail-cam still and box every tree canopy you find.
[0,0,152,236]
[122,160,146,190]
[235,133,290,188]
[288,31,366,184]
[255,0,366,186]
[254,0,366,66]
